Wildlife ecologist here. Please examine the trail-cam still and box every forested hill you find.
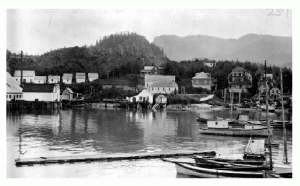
[7,32,168,78]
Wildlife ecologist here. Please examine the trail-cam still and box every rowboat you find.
[175,162,266,178]
[193,155,266,166]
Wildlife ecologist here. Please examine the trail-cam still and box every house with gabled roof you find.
[228,66,252,93]
[140,66,163,77]
[61,88,74,100]
[7,72,23,101]
[76,73,86,83]
[33,76,47,84]
[48,75,61,84]
[145,74,178,94]
[62,73,73,84]
[88,73,98,82]
[129,89,153,104]
[22,84,60,102]
[14,70,35,83]
[192,72,215,91]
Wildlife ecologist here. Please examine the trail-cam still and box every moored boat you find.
[199,119,272,137]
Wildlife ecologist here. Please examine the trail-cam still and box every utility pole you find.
[280,68,288,164]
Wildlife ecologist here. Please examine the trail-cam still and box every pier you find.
[15,151,216,166]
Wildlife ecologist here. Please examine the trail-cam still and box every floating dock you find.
[15,151,216,166]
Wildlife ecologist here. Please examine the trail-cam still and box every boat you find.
[174,162,266,178]
[199,119,272,137]
[166,105,188,111]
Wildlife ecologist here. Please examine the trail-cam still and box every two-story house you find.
[140,66,163,77]
[228,66,252,93]
[192,72,215,91]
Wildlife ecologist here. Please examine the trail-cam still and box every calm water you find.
[6,108,292,178]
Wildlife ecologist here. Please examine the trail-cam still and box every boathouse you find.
[155,95,167,104]
[207,119,229,129]
[6,72,23,101]
[22,84,60,102]
[129,89,153,104]
[62,73,73,84]
[33,76,47,84]
[14,70,35,83]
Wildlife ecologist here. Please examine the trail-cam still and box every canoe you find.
[175,162,265,178]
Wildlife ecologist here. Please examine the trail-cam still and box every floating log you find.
[15,151,216,166]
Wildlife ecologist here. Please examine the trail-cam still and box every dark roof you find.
[23,84,55,93]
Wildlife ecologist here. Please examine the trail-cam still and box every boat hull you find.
[199,128,271,137]
[175,163,265,178]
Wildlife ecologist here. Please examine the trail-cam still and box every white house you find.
[76,73,86,83]
[61,88,74,100]
[62,73,73,84]
[22,84,60,102]
[88,73,98,82]
[33,76,47,84]
[129,89,153,104]
[14,70,35,83]
[192,72,214,90]
[270,87,281,100]
[48,75,61,84]
[147,81,178,94]
[6,72,23,101]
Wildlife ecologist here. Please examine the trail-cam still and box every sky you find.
[6,7,293,55]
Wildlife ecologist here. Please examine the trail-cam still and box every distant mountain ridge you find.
[153,33,292,68]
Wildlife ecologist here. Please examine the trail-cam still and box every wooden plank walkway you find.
[15,151,216,166]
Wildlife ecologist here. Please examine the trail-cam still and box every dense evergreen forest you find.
[6,32,292,98]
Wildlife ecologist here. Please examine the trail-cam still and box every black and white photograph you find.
[5,1,295,180]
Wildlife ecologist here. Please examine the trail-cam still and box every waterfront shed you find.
[155,95,167,104]
[22,84,60,102]
[129,89,153,104]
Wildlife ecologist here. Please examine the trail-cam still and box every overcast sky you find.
[6,9,292,55]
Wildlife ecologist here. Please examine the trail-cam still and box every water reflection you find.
[7,108,292,178]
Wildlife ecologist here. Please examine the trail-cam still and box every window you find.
[6,95,8,98]
[158,87,159,91]
[139,96,142,101]
[9,95,11,98]
[152,87,154,91]
[204,80,207,84]
[169,87,170,91]
[215,122,218,125]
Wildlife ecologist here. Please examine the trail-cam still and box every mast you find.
[20,51,23,87]
[265,60,273,169]
[280,68,288,163]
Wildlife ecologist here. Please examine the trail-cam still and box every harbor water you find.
[6,108,292,178]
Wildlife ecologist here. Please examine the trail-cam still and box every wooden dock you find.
[15,151,216,166]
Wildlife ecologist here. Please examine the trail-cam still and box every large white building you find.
[6,72,23,101]
[22,84,60,102]
[14,70,35,83]
[144,75,178,94]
